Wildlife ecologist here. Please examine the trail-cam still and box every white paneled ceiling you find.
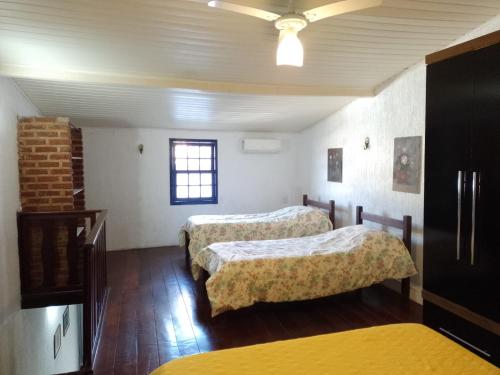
[2,1,500,131]
[15,78,355,131]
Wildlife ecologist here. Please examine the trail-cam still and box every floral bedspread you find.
[193,225,417,316]
[180,206,332,277]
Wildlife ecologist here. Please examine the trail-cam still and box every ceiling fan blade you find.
[303,0,382,23]
[208,1,281,21]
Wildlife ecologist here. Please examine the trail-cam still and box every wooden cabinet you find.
[469,43,500,323]
[424,41,500,366]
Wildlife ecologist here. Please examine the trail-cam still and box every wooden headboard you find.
[355,206,412,299]
[302,194,335,229]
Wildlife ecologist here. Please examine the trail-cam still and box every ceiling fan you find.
[208,0,383,67]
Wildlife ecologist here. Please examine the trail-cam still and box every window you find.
[170,138,218,205]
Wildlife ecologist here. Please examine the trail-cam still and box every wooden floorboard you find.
[94,246,422,375]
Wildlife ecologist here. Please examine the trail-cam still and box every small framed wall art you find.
[392,136,422,194]
[328,148,343,183]
[63,305,70,336]
[54,324,61,359]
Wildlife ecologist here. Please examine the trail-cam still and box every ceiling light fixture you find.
[275,15,307,67]
[207,0,383,68]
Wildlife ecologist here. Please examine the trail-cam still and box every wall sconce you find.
[138,144,144,154]
[363,137,370,150]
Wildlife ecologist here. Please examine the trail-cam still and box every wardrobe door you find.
[424,52,474,306]
[468,42,500,323]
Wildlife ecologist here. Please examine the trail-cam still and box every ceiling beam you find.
[0,64,374,97]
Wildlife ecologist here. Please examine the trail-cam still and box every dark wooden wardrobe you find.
[424,32,500,367]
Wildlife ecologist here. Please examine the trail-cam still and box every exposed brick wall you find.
[17,117,87,289]
[71,128,85,210]
[27,222,77,288]
[18,117,75,212]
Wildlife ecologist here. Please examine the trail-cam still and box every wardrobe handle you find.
[470,172,477,266]
[456,171,463,261]
[438,328,491,357]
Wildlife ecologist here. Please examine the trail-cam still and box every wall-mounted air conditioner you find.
[242,138,282,153]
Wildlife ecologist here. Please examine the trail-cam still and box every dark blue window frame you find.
[169,138,218,205]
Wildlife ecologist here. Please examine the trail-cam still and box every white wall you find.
[298,64,426,302]
[0,76,81,374]
[297,16,500,303]
[0,305,82,375]
[83,128,300,250]
[0,77,37,324]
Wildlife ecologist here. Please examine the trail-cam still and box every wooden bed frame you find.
[355,206,412,299]
[185,194,335,262]
[191,205,413,316]
[302,194,335,229]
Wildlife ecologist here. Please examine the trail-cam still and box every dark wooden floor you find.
[94,247,422,375]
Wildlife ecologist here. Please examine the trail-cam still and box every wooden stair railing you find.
[83,210,108,371]
[17,209,109,373]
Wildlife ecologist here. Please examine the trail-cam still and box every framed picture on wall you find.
[327,148,343,183]
[63,305,70,336]
[393,136,422,194]
[54,324,61,359]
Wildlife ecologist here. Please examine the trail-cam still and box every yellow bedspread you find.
[151,324,499,375]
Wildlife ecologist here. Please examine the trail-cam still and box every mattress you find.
[180,205,332,278]
[195,225,417,316]
[150,323,499,375]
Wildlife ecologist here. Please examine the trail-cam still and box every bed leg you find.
[329,200,335,229]
[401,215,412,300]
[355,206,363,225]
[196,270,210,297]
[185,233,191,268]
[402,277,410,300]
[355,288,363,298]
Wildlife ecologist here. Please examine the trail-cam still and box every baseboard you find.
[107,244,178,252]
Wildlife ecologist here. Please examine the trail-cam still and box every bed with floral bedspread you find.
[180,205,333,278]
[193,224,417,316]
